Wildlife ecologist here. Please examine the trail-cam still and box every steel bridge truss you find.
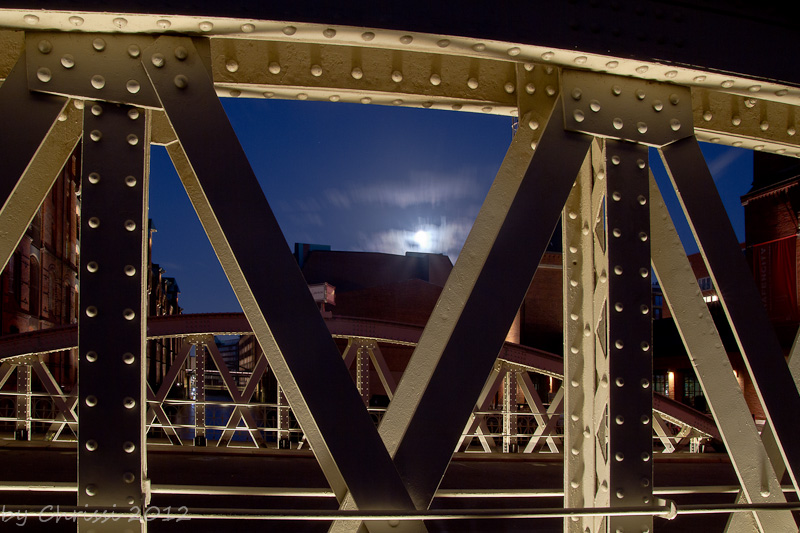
[0,7,797,533]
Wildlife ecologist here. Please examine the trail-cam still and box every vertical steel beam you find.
[502,366,518,453]
[143,37,421,532]
[357,343,370,406]
[194,343,206,446]
[277,386,290,449]
[78,101,148,532]
[660,137,800,496]
[604,140,653,533]
[563,142,597,533]
[650,173,795,532]
[15,364,30,441]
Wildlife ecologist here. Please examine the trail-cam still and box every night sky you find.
[147,98,753,313]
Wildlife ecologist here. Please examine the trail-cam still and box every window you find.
[29,256,40,317]
[653,374,669,397]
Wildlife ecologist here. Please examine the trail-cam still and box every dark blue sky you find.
[148,98,753,313]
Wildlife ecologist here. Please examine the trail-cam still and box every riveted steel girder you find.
[650,173,796,532]
[660,137,800,498]
[77,100,149,532]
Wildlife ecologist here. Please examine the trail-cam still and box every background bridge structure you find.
[0,2,798,532]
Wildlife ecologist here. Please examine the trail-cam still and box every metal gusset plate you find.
[26,32,161,108]
[561,69,693,147]
[604,140,653,533]
[650,174,795,532]
[0,51,75,272]
[78,101,148,532]
[141,35,421,533]
[660,137,800,498]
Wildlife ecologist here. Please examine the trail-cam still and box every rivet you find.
[637,159,646,169]
[124,265,137,276]
[611,155,620,165]
[541,51,554,60]
[571,447,580,456]
[615,452,624,462]
[530,140,537,150]
[754,145,764,151]
[569,313,579,321]
[635,89,646,100]
[87,261,99,273]
[748,85,761,93]
[638,195,647,205]
[91,75,106,90]
[311,64,323,77]
[616,377,625,387]
[92,38,106,52]
[612,86,622,96]
[504,82,515,94]
[642,452,651,462]
[170,47,188,61]
[174,75,189,89]
[721,80,734,89]
[639,232,648,242]
[85,439,98,451]
[225,59,239,73]
[125,220,137,231]
[665,70,678,78]
[24,14,39,25]
[323,28,337,38]
[760,121,769,131]
[641,478,650,487]
[612,228,622,237]
[297,93,309,101]
[669,94,680,105]
[702,111,713,121]
[584,324,592,336]
[744,98,757,109]
[606,60,619,69]
[90,130,102,142]
[588,100,600,113]
[127,496,136,505]
[391,70,403,83]
[640,268,649,278]
[776,89,789,97]
[426,73,442,86]
[127,134,139,146]
[615,415,624,425]
[601,480,609,492]
[467,78,478,90]
[568,245,577,253]
[693,75,706,82]
[573,109,585,123]
[361,97,372,104]
[635,65,648,74]
[437,39,450,48]
[601,374,609,387]
[614,339,624,349]
[57,112,67,122]
[85,351,98,362]
[88,217,100,229]
[777,149,786,154]
[637,122,648,134]
[570,347,579,355]
[123,441,136,453]
[123,352,135,365]
[583,427,591,437]
[570,279,579,287]
[351,67,363,80]
[157,19,171,29]
[37,40,52,54]
[36,68,52,83]
[571,87,582,101]
[123,472,136,484]
[400,35,413,44]
[151,53,165,68]
[85,306,98,317]
[599,272,607,283]
[123,175,137,188]
[612,118,623,130]
[640,304,650,314]
[641,379,650,390]
[199,21,214,32]
[670,119,681,131]
[85,484,97,496]
[282,26,297,36]
[710,137,720,143]
[61,55,75,69]
[113,17,128,28]
[597,170,605,180]
[124,397,136,409]
[571,480,580,489]
[85,395,98,407]
[652,100,663,112]
[329,95,340,102]
[241,23,255,33]
[571,413,579,421]
[360,31,375,41]
[69,16,84,26]
[545,85,556,96]
[87,172,100,184]
[574,55,587,65]
[525,83,535,94]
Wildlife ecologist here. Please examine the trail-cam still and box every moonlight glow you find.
[413,229,432,249]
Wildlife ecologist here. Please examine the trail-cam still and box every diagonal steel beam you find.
[650,172,795,532]
[660,136,800,496]
[0,52,78,272]
[142,36,420,533]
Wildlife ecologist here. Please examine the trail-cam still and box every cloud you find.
[707,148,746,180]
[325,170,484,210]
[356,218,475,261]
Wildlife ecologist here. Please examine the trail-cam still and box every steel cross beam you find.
[660,137,800,498]
[141,35,422,533]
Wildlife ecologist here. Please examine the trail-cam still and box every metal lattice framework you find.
[0,3,798,532]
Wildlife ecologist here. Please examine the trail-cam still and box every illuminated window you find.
[653,374,669,396]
